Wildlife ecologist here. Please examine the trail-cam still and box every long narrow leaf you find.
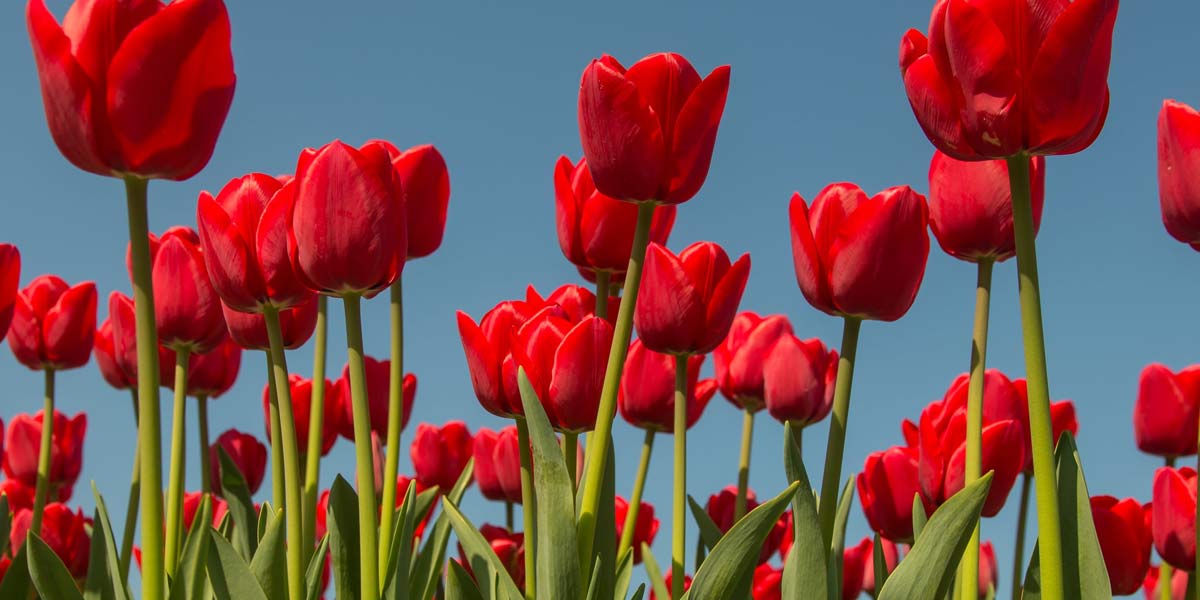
[328,476,360,600]
[305,534,330,600]
[0,495,10,559]
[686,496,723,554]
[640,544,670,600]
[382,480,418,600]
[249,508,289,600]
[169,493,212,600]
[612,548,634,600]
[442,497,523,600]
[412,459,475,600]
[27,532,85,600]
[827,478,855,600]
[780,423,827,600]
[444,560,485,600]
[218,447,258,559]
[86,484,132,600]
[206,530,269,600]
[0,544,32,598]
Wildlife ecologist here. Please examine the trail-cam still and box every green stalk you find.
[617,430,655,558]
[163,349,191,573]
[119,390,140,582]
[378,279,405,580]
[818,317,862,548]
[506,501,515,533]
[198,395,211,494]
[516,418,537,600]
[577,201,656,571]
[1162,456,1177,600]
[303,296,329,559]
[342,295,381,600]
[265,307,308,600]
[267,352,285,511]
[671,353,689,600]
[1006,154,1064,600]
[734,408,755,521]
[960,259,994,600]
[564,432,579,493]
[1010,473,1031,600]
[790,423,802,453]
[30,369,55,535]
[126,176,165,600]
[594,271,611,320]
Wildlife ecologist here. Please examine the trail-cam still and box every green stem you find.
[505,501,514,533]
[1006,154,1064,600]
[671,353,689,600]
[164,349,191,573]
[267,352,285,511]
[961,259,994,600]
[379,279,405,581]
[119,390,140,582]
[303,295,328,561]
[30,369,55,535]
[1010,473,1031,600]
[564,432,578,494]
[1162,456,1177,600]
[790,423,802,453]
[818,317,862,548]
[265,307,307,600]
[594,271,611,320]
[516,418,537,600]
[734,408,755,522]
[198,395,211,494]
[617,430,655,559]
[126,176,165,600]
[578,201,656,573]
[342,295,381,600]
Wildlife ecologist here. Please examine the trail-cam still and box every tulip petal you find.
[1134,363,1199,457]
[7,295,45,369]
[664,65,730,204]
[41,282,97,369]
[902,51,978,160]
[943,0,1020,157]
[197,192,266,312]
[1153,468,1197,571]
[1158,101,1200,246]
[548,317,613,432]
[580,190,641,272]
[699,253,750,354]
[578,58,666,202]
[634,243,703,354]
[458,311,504,418]
[394,144,450,259]
[554,156,587,267]
[257,182,312,308]
[153,235,224,352]
[788,194,836,316]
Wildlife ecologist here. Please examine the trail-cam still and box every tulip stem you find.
[506,501,515,533]
[164,348,191,574]
[1160,562,1175,600]
[1010,472,1031,600]
[734,408,755,522]
[120,390,141,582]
[818,317,862,548]
[267,353,285,511]
[198,395,211,494]
[342,295,381,600]
[578,201,656,575]
[303,295,329,560]
[960,258,994,600]
[30,368,55,536]
[671,353,689,600]
[379,279,406,581]
[265,307,308,600]
[1007,154,1064,600]
[516,417,537,600]
[594,271,611,320]
[790,423,802,453]
[564,432,579,493]
[618,430,656,559]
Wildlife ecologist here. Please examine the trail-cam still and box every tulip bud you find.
[8,503,90,578]
[752,564,782,600]
[513,308,614,432]
[615,496,660,564]
[2,410,86,502]
[635,242,750,356]
[0,244,19,342]
[928,151,1045,263]
[331,358,413,440]
[1091,495,1152,595]
[473,427,521,504]
[618,340,716,433]
[1134,364,1200,459]
[1159,100,1200,251]
[223,296,319,351]
[6,275,96,371]
[210,429,268,496]
[713,313,793,412]
[857,446,927,543]
[1152,466,1198,571]
[411,421,473,493]
[704,485,785,564]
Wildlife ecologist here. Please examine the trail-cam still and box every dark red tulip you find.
[209,428,267,496]
[25,0,236,180]
[457,524,524,589]
[1152,466,1197,571]
[185,334,241,398]
[287,140,406,297]
[899,0,1118,159]
[857,445,928,542]
[411,421,473,493]
[1134,364,1200,458]
[752,564,782,600]
[493,426,523,505]
[578,53,730,204]
[635,242,750,355]
[3,410,86,502]
[1092,495,1152,595]
[713,312,794,412]
[0,244,19,342]
[94,317,133,390]
[705,485,786,564]
[7,275,96,371]
[764,333,837,427]
[473,426,521,504]
[1159,100,1200,251]
[615,495,659,564]
[554,155,676,279]
[843,538,873,600]
[0,479,35,512]
[513,307,614,432]
[375,142,451,259]
[148,226,225,353]
[8,503,90,578]
[928,151,1045,262]
[861,537,900,595]
[197,173,314,312]
[618,339,717,433]
[222,295,318,351]
[790,184,929,321]
[1145,562,1189,600]
[332,357,414,440]
[182,491,228,530]
[263,374,340,458]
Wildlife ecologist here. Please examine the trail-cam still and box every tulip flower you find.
[7,275,97,371]
[842,538,874,600]
[181,491,229,530]
[763,333,838,427]
[618,339,717,433]
[8,503,90,578]
[473,427,521,504]
[25,0,236,181]
[704,486,786,564]
[94,317,134,390]
[1091,495,1152,595]
[526,284,616,324]
[615,496,659,564]
[578,52,729,205]
[978,541,999,597]
[752,564,782,600]
[1159,100,1200,251]
[263,375,340,458]
[3,410,86,502]
[1152,467,1197,571]
[372,142,451,260]
[185,335,242,398]
[411,422,473,493]
[1134,364,1200,459]
[513,307,614,433]
[147,227,226,353]
[458,296,550,419]
[898,0,1118,160]
[209,429,267,496]
[331,358,414,440]
[713,313,794,412]
[458,525,525,589]
[858,446,928,542]
[0,244,19,342]
[492,426,524,505]
[0,479,35,512]
[928,151,1046,263]
[861,537,900,596]
[1145,562,1189,600]
[223,296,318,351]
[635,242,749,355]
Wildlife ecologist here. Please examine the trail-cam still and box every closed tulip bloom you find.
[764,333,838,426]
[0,479,36,512]
[752,564,782,600]
[197,174,314,312]
[493,426,524,504]
[107,291,173,384]
[186,334,241,397]
[149,227,225,352]
[618,339,716,433]
[635,242,750,355]
[7,275,96,371]
[526,284,616,325]
[457,525,525,589]
[3,410,86,502]
[712,312,794,411]
[1092,495,1152,595]
[411,421,473,493]
[9,503,90,578]
[261,374,340,458]
[928,151,1046,262]
[705,486,786,564]
[554,155,676,278]
[458,298,544,418]
[181,491,229,531]
[379,142,451,259]
[979,542,999,596]
[0,244,19,342]
[332,358,414,440]
[615,496,660,564]
[513,307,614,432]
[287,140,406,297]
[857,446,928,542]
[1145,562,1189,600]
[473,427,515,502]
[209,428,267,496]
[578,53,730,204]
[842,538,874,600]
[25,0,236,180]
[1153,467,1198,571]
[899,0,1118,159]
[790,184,930,321]
[1159,101,1200,250]
[222,295,318,351]
[94,317,133,390]
[860,538,900,595]
[1135,364,1200,458]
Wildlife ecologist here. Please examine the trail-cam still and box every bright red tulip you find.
[0,244,19,342]
[3,410,86,502]
[635,242,750,355]
[222,295,318,351]
[182,491,228,530]
[411,421,473,493]
[8,503,90,578]
[473,426,521,504]
[287,140,406,297]
[843,537,873,600]
[375,142,451,259]
[1145,562,1189,600]
[457,524,525,589]
[1092,495,1152,595]
[331,357,414,440]
[185,334,241,398]
[764,333,837,427]
[263,374,340,458]
[1159,100,1200,251]
[94,317,133,390]
[526,284,616,325]
[899,0,1118,159]
[857,445,928,542]
[1152,466,1197,571]
[197,173,314,312]
[705,486,786,564]
[615,495,659,564]
[458,293,558,418]
[209,428,267,496]
[789,184,930,321]
[148,226,225,353]
[7,275,96,371]
[713,312,794,412]
[107,291,173,386]
[578,53,730,204]
[928,151,1045,262]
[1134,364,1200,458]
[493,426,524,505]
[513,307,614,432]
[618,339,716,433]
[861,537,900,595]
[0,479,36,512]
[752,564,782,600]
[25,0,236,180]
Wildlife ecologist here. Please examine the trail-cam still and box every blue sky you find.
[3,1,1200,596]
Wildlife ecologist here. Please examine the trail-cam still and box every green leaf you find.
[872,533,888,597]
[257,501,274,545]
[206,530,269,600]
[442,497,524,600]
[911,493,927,541]
[169,493,213,600]
[780,422,828,600]
[593,435,618,600]
[0,543,32,599]
[827,478,856,600]
[585,557,602,600]
[249,508,289,600]
[305,534,329,600]
[640,543,670,600]
[382,479,417,600]
[0,494,10,557]
[85,484,131,600]
[218,447,258,559]
[688,481,800,599]
[411,460,474,600]
[27,532,85,600]
[878,472,993,600]
[612,548,633,600]
[328,476,361,600]
[629,584,646,600]
[686,495,723,554]
[444,559,485,600]
[517,367,583,600]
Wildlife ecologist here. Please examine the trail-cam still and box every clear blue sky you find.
[3,1,1199,596]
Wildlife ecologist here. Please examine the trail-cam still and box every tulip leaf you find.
[827,478,855,599]
[382,479,417,600]
[304,534,329,600]
[249,508,288,600]
[686,495,724,554]
[442,496,524,600]
[912,493,927,541]
[218,447,258,559]
[612,547,634,600]
[585,557,602,600]
[593,434,618,600]
[640,543,671,600]
[629,584,646,600]
[206,529,269,600]
[518,367,583,600]
[872,533,889,597]
[780,422,828,600]
[27,532,85,600]
[0,543,32,599]
[328,475,361,600]
[0,494,10,557]
[412,460,474,600]
[257,501,273,544]
[444,559,485,600]
[86,484,132,600]
[168,493,212,600]
[877,472,993,600]
[687,481,800,599]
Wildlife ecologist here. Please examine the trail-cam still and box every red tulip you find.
[222,295,318,352]
[1159,100,1200,251]
[263,374,340,458]
[376,142,451,259]
[899,0,1118,159]
[8,503,90,578]
[712,312,794,412]
[764,333,838,427]
[94,317,133,390]
[107,291,173,386]
[1092,495,1152,595]
[457,524,524,589]
[1134,364,1200,458]
[578,53,730,204]
[331,358,414,440]
[411,421,473,493]
[615,496,659,564]
[1152,466,1197,571]
[458,294,556,418]
[635,242,750,355]
[861,537,900,595]
[209,428,267,496]
[316,489,331,540]
[705,486,786,564]
[25,0,236,180]
[1012,377,1078,472]
[618,339,717,433]
[928,151,1045,262]
[0,479,35,512]
[554,155,676,279]
[513,307,614,432]
[7,275,96,371]
[182,491,228,530]
[1145,562,1189,600]
[979,541,999,596]
[493,426,524,505]
[857,445,928,542]
[148,226,225,353]
[0,244,19,342]
[185,334,241,398]
[197,173,314,312]
[752,564,782,600]
[473,426,521,504]
[287,140,406,297]
[3,410,86,502]
[526,284,617,325]
[842,537,873,600]
[390,474,434,538]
